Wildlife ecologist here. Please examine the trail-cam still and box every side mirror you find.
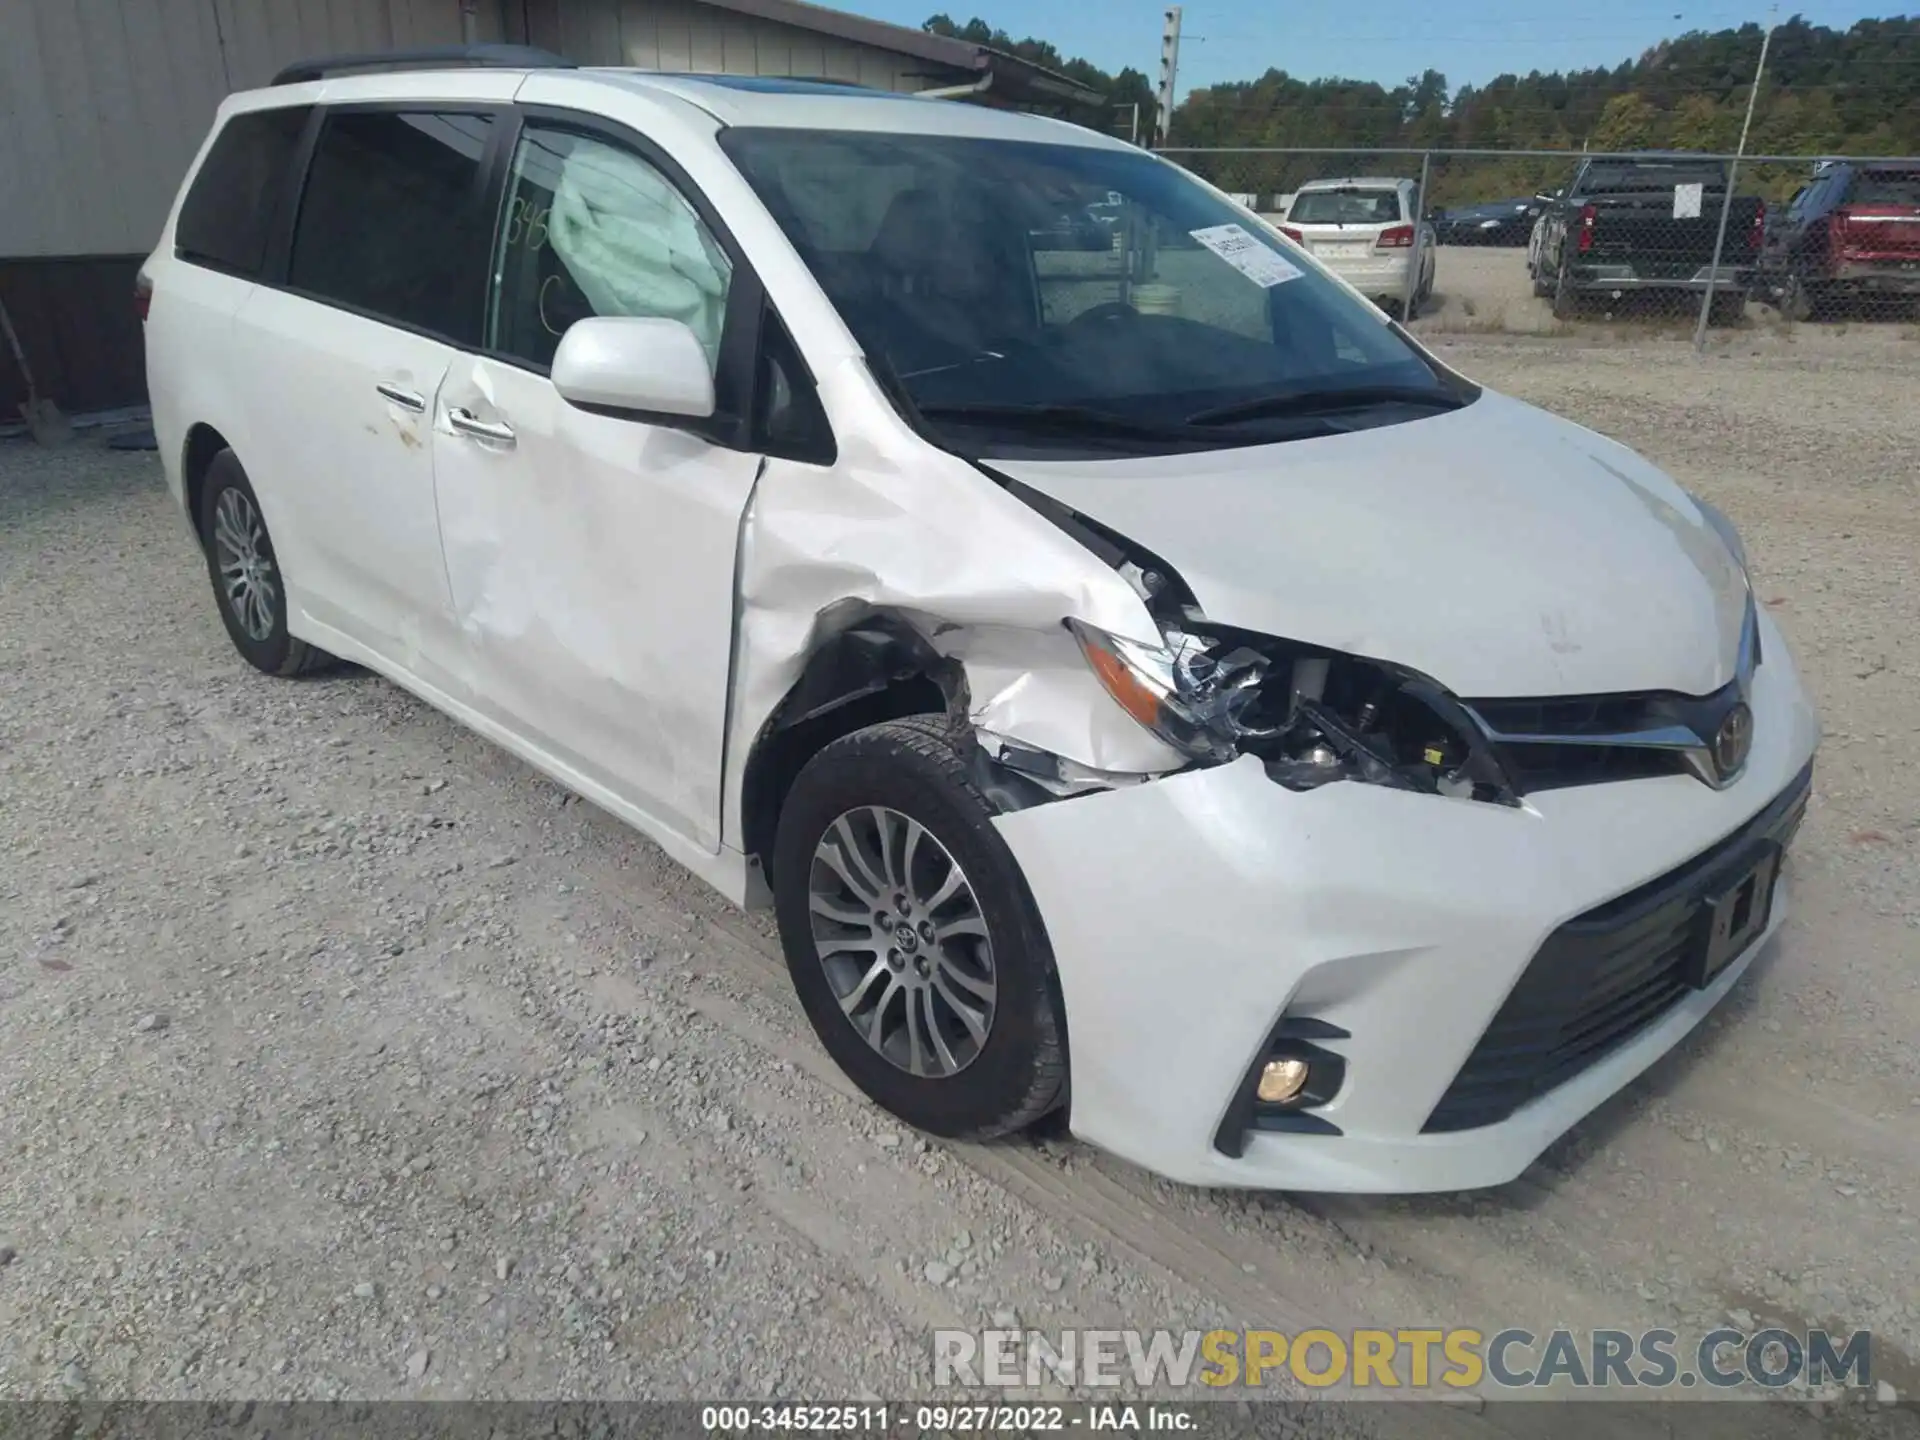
[551,316,715,420]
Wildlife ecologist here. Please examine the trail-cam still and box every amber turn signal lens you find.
[1079,635,1165,730]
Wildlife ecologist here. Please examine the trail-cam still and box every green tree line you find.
[924,12,1920,204]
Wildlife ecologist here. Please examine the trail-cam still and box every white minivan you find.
[144,49,1818,1194]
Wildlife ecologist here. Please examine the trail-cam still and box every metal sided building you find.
[0,0,1099,422]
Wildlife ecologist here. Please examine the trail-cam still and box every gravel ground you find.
[1,336,1917,1431]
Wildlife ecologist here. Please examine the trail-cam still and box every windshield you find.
[1288,188,1403,225]
[719,128,1461,455]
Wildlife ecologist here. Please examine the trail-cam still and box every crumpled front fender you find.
[723,357,1184,864]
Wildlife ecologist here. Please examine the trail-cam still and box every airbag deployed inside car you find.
[548,138,732,364]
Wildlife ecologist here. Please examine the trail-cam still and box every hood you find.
[988,392,1749,699]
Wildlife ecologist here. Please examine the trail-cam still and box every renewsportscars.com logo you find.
[933,1327,1876,1393]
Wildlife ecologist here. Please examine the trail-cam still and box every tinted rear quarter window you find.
[288,110,495,342]
[175,106,311,277]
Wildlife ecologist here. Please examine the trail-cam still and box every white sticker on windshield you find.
[1190,223,1303,287]
[1673,182,1704,219]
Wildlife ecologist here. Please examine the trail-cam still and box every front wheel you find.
[772,716,1067,1140]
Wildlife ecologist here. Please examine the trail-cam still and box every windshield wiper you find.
[914,402,1231,445]
[1185,385,1467,428]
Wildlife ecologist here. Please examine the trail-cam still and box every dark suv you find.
[1759,161,1920,319]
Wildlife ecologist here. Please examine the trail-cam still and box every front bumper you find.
[992,611,1819,1193]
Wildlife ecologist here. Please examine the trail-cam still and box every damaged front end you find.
[1066,617,1523,806]
[728,358,1523,912]
[970,472,1520,808]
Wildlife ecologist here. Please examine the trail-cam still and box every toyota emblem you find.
[1713,702,1754,778]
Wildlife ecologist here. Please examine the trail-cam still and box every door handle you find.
[376,382,426,413]
[447,407,516,447]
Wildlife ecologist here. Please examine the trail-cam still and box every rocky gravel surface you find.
[2,334,1917,1436]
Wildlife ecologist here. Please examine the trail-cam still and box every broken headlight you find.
[1068,619,1519,804]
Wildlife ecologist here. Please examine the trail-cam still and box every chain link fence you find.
[1158,147,1920,347]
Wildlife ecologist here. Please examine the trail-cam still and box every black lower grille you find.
[1498,742,1689,792]
[1422,763,1812,1134]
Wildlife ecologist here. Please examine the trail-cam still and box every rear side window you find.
[175,107,311,277]
[288,110,495,343]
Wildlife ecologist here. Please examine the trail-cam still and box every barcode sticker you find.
[1190,224,1304,287]
[1673,183,1705,220]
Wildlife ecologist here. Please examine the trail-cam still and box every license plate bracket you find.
[1687,845,1780,989]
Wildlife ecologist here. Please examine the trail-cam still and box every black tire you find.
[1551,264,1582,320]
[1780,274,1823,323]
[772,715,1067,1140]
[1530,260,1553,299]
[197,450,335,677]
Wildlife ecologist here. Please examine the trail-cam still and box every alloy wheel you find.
[807,805,997,1078]
[211,487,277,642]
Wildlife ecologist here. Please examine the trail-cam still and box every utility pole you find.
[1155,6,1182,147]
[1694,5,1777,352]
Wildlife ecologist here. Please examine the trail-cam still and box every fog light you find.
[1256,1057,1310,1104]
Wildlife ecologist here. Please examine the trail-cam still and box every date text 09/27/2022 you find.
[699,1405,1195,1433]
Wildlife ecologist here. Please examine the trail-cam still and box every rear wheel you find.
[1529,238,1554,297]
[1551,264,1582,320]
[1780,273,1825,322]
[198,450,335,677]
[772,716,1066,1140]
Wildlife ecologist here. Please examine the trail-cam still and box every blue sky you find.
[859,1,1902,93]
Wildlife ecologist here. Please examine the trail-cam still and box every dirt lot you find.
[2,336,1918,1430]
